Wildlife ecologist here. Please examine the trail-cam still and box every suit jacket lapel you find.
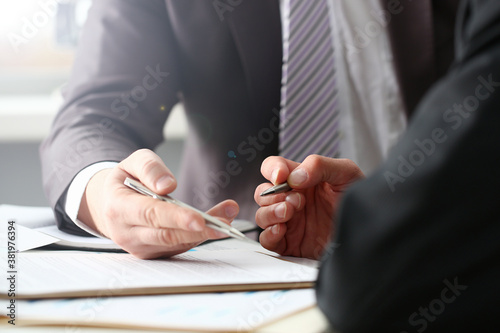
[383,0,436,116]
[226,0,283,114]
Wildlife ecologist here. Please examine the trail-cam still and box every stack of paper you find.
[1,290,316,332]
[0,205,320,332]
[0,248,316,299]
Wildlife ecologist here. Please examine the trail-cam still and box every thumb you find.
[118,149,177,194]
[287,155,364,190]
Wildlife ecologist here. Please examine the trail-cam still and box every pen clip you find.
[125,179,161,199]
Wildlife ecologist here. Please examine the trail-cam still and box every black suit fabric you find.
[316,0,500,332]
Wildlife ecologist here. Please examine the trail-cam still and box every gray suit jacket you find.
[317,0,500,331]
[40,0,459,234]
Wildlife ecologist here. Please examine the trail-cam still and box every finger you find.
[288,155,364,190]
[116,226,217,258]
[285,192,304,210]
[126,243,201,260]
[255,183,286,206]
[205,200,239,223]
[260,156,300,185]
[127,226,208,248]
[126,225,228,259]
[255,183,304,210]
[118,149,177,194]
[255,201,295,229]
[109,189,207,232]
[259,223,287,254]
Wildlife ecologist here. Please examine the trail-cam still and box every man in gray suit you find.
[40,0,459,258]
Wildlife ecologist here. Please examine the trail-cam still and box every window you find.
[0,0,91,141]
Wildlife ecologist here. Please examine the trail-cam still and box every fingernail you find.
[271,169,279,184]
[225,205,238,218]
[271,224,280,235]
[289,169,307,186]
[156,175,174,190]
[188,220,204,232]
[286,192,302,209]
[274,203,287,219]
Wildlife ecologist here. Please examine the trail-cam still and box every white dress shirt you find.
[66,0,407,235]
[326,0,407,172]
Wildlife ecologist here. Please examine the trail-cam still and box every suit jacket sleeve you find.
[39,0,181,234]
[316,0,500,331]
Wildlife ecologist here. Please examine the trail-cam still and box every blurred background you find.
[0,0,186,206]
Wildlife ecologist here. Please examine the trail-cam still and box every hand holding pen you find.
[77,149,242,260]
[260,182,292,196]
[125,177,252,242]
[254,155,364,259]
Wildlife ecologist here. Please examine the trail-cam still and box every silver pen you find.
[260,182,293,196]
[124,177,252,242]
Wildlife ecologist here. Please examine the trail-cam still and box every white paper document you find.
[0,204,257,251]
[1,289,316,332]
[0,245,317,299]
[0,204,120,251]
[0,205,320,331]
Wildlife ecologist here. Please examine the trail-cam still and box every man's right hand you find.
[77,149,239,259]
[254,155,364,259]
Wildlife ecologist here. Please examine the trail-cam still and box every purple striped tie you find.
[280,0,340,162]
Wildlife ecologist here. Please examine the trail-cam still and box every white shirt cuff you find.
[64,161,119,238]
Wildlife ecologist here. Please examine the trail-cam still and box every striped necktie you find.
[279,0,340,162]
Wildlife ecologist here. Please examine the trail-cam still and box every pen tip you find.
[259,189,272,196]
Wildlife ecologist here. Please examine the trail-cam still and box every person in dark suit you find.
[255,0,500,330]
[40,0,459,258]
